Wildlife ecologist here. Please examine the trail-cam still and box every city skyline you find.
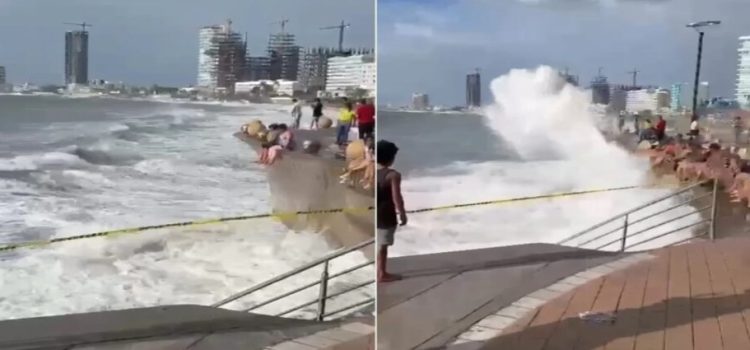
[379,0,750,106]
[0,0,374,86]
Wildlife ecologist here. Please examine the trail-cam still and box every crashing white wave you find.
[392,66,702,256]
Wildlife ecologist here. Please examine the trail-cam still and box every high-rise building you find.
[590,72,610,105]
[325,54,375,97]
[609,87,627,113]
[246,56,271,81]
[670,83,684,111]
[65,31,89,85]
[698,81,710,107]
[737,36,750,107]
[466,71,481,108]
[625,88,670,113]
[197,21,247,91]
[411,93,429,110]
[0,66,5,85]
[267,32,299,81]
[298,47,336,93]
[298,48,372,93]
[655,89,671,111]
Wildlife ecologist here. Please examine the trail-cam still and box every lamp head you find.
[686,20,721,32]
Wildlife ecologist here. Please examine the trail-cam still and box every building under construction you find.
[298,47,372,93]
[65,30,89,85]
[246,56,271,81]
[590,72,610,105]
[197,21,247,92]
[267,32,299,81]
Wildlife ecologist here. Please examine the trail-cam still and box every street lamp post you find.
[686,20,721,118]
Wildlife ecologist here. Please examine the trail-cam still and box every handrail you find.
[557,179,718,252]
[211,238,374,322]
[558,180,710,245]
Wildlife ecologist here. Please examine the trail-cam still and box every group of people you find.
[642,130,750,206]
[290,97,376,148]
[335,98,376,147]
[258,123,295,165]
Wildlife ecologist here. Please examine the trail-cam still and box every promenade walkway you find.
[473,237,750,350]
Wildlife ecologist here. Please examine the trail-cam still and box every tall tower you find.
[466,69,481,108]
[737,36,750,108]
[65,30,89,85]
[197,20,247,91]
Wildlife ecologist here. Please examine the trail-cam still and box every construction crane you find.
[64,22,92,32]
[627,68,640,87]
[320,20,351,53]
[271,19,289,33]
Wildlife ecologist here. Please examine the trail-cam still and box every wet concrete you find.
[235,130,374,256]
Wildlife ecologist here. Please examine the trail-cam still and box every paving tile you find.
[514,296,547,309]
[476,315,517,330]
[269,341,318,350]
[528,288,563,301]
[339,322,374,335]
[496,305,533,319]
[459,325,504,342]
[315,329,361,343]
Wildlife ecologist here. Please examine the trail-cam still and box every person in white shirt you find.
[688,116,700,143]
[290,99,303,129]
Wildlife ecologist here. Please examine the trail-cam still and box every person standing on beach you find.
[356,99,375,140]
[689,116,700,139]
[311,98,323,130]
[377,140,407,283]
[617,111,625,133]
[655,115,667,142]
[291,98,303,129]
[336,102,355,147]
[633,112,640,134]
[734,116,744,145]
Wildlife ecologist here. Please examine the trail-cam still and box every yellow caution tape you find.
[0,206,373,253]
[0,185,646,253]
[405,185,640,214]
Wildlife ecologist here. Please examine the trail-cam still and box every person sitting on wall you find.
[277,124,295,151]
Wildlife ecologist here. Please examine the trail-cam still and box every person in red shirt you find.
[356,99,375,140]
[655,115,667,142]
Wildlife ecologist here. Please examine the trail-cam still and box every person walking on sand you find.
[310,98,323,130]
[377,140,407,283]
[291,98,303,129]
[356,99,375,140]
[336,102,355,147]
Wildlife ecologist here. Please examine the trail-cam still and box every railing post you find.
[710,178,719,240]
[621,214,629,252]
[316,260,330,322]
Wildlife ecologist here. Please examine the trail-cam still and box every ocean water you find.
[0,95,372,320]
[379,66,703,257]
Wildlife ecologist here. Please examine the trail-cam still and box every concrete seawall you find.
[235,130,374,256]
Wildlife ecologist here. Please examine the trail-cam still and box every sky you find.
[378,0,750,106]
[0,0,374,86]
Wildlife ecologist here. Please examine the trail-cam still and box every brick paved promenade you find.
[480,237,750,350]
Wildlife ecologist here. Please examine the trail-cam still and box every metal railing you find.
[558,179,718,252]
[211,238,374,322]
